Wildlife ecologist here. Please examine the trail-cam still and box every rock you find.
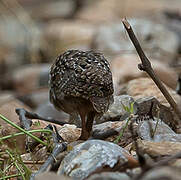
[56,120,136,146]
[55,119,136,146]
[116,0,181,18]
[76,0,119,23]
[98,95,137,123]
[35,172,72,180]
[57,121,125,143]
[58,140,138,179]
[44,20,96,55]
[12,64,50,94]
[0,98,47,152]
[93,18,179,63]
[0,91,15,106]
[137,139,181,158]
[140,166,181,180]
[0,98,31,127]
[0,98,30,152]
[0,15,45,65]
[93,121,124,144]
[58,124,81,143]
[120,78,181,131]
[172,159,181,168]
[35,102,69,123]
[36,95,136,133]
[138,119,175,137]
[76,0,181,23]
[150,134,181,143]
[93,121,125,134]
[87,172,130,180]
[136,96,177,130]
[163,11,181,54]
[20,88,49,109]
[137,119,181,143]
[0,54,12,90]
[21,146,48,162]
[30,0,76,20]
[121,78,181,108]
[111,55,177,91]
[21,147,48,172]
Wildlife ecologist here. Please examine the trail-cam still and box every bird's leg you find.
[78,111,89,140]
[69,112,81,127]
[86,111,96,138]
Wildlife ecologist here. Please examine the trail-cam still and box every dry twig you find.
[122,18,181,122]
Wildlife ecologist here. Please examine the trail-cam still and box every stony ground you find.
[0,0,181,179]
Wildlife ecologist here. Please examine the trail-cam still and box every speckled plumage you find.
[49,50,114,140]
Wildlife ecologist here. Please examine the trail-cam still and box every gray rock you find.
[35,172,72,180]
[87,172,130,180]
[31,0,76,20]
[35,102,69,122]
[93,121,124,133]
[12,64,50,94]
[151,134,181,142]
[58,140,134,180]
[0,91,15,106]
[136,96,176,130]
[138,119,181,143]
[0,16,44,66]
[140,166,181,180]
[98,95,137,123]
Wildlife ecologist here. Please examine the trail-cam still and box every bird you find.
[49,50,114,140]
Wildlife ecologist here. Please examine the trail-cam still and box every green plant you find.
[0,113,53,179]
[114,102,135,144]
[0,114,50,146]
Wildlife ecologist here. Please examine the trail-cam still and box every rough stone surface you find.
[12,64,49,94]
[0,91,15,106]
[87,172,130,180]
[137,139,181,157]
[21,147,48,172]
[121,77,181,108]
[35,102,69,123]
[0,98,31,127]
[0,16,44,65]
[119,78,181,131]
[35,172,72,180]
[140,166,181,180]
[58,124,81,142]
[58,120,136,147]
[58,140,138,179]
[44,21,96,55]
[23,88,49,108]
[31,0,75,20]
[137,119,181,143]
[98,95,137,123]
[76,0,181,23]
[93,121,125,133]
[111,55,177,92]
[0,98,47,153]
[76,0,119,23]
[136,96,177,130]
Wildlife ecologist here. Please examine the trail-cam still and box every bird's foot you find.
[78,130,91,140]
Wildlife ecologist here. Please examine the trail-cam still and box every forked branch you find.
[122,18,181,121]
